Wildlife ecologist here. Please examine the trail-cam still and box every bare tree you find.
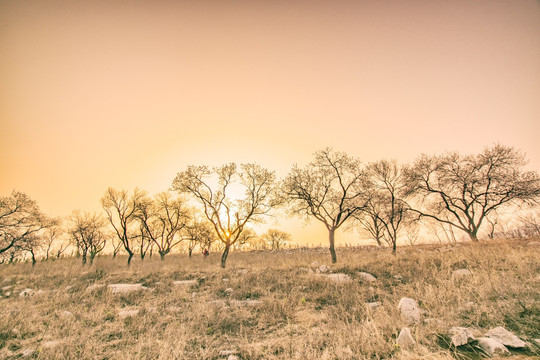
[101,187,146,266]
[172,163,278,268]
[69,211,108,265]
[0,191,55,256]
[263,229,291,250]
[283,148,369,263]
[232,228,257,251]
[404,144,540,241]
[136,192,190,260]
[185,216,216,257]
[43,225,64,260]
[111,237,123,259]
[354,210,385,247]
[360,160,410,253]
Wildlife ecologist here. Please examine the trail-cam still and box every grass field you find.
[0,239,539,359]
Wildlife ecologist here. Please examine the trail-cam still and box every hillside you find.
[0,239,539,359]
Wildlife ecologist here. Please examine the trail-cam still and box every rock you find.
[225,288,234,294]
[65,286,73,291]
[230,299,262,307]
[118,308,139,319]
[2,285,12,291]
[398,297,421,324]
[357,272,377,282]
[41,340,60,349]
[397,327,416,347]
[173,280,198,286]
[191,292,197,299]
[219,349,239,356]
[366,301,381,309]
[485,326,526,348]
[35,289,46,296]
[310,261,320,268]
[21,348,35,357]
[108,283,148,294]
[227,356,240,360]
[85,284,105,292]
[12,328,21,337]
[476,337,510,357]
[4,291,11,297]
[60,310,75,319]
[236,269,248,274]
[452,269,472,281]
[318,265,330,273]
[449,326,475,347]
[19,288,34,297]
[533,338,540,346]
[325,273,352,283]
[222,278,230,283]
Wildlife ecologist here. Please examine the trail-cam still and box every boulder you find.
[448,326,475,347]
[19,288,34,297]
[398,297,421,324]
[108,283,148,294]
[485,326,526,348]
[325,273,352,283]
[397,327,415,347]
[452,269,472,281]
[357,272,377,282]
[476,337,510,357]
[173,280,198,286]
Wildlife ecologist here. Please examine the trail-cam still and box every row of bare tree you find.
[1,144,539,267]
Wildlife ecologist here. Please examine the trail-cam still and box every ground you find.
[0,239,539,359]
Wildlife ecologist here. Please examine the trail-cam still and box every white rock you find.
[476,337,510,357]
[397,327,416,347]
[21,348,35,357]
[366,301,381,309]
[4,291,11,297]
[108,283,148,294]
[2,285,12,291]
[486,326,526,348]
[357,272,377,282]
[449,327,475,347]
[225,288,234,294]
[65,286,73,291]
[191,292,197,299]
[60,310,75,319]
[398,297,421,324]
[227,356,240,360]
[173,280,198,286]
[219,350,239,356]
[230,299,262,307]
[19,288,34,297]
[35,289,46,296]
[118,308,139,319]
[533,338,540,346]
[325,273,352,283]
[318,265,329,273]
[452,269,472,281]
[85,284,105,292]
[222,278,230,283]
[41,340,60,349]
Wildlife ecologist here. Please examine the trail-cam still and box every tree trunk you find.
[328,228,337,263]
[127,251,134,266]
[89,254,95,265]
[31,250,36,266]
[188,248,193,258]
[221,244,230,268]
[159,251,165,261]
[82,253,87,265]
[469,230,479,242]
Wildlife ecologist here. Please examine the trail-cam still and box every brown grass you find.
[0,239,539,359]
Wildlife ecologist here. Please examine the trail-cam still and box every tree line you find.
[1,144,539,267]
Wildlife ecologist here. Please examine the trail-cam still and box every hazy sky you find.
[1,0,539,245]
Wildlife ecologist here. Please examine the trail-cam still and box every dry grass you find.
[0,239,539,359]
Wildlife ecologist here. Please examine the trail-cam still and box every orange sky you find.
[1,0,539,245]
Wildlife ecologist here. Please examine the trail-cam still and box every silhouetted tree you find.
[101,188,146,265]
[263,229,291,250]
[283,148,369,263]
[185,216,216,257]
[404,144,540,241]
[69,211,107,265]
[172,163,278,268]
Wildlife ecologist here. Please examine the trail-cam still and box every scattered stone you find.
[227,356,240,360]
[108,283,148,294]
[173,280,198,287]
[357,272,377,282]
[397,327,416,347]
[449,327,475,347]
[35,289,46,296]
[366,301,381,309]
[2,285,12,291]
[12,328,21,337]
[236,269,248,274]
[230,299,262,307]
[476,337,510,357]
[118,308,139,319]
[4,291,11,297]
[325,273,352,283]
[225,288,234,294]
[65,286,73,291]
[60,310,75,319]
[394,275,403,280]
[464,302,475,309]
[19,288,34,297]
[398,297,421,324]
[452,269,473,281]
[41,340,60,349]
[85,284,105,292]
[191,292,197,299]
[318,265,330,273]
[486,326,526,348]
[533,338,540,346]
[219,350,238,356]
[21,348,35,357]
[222,278,230,283]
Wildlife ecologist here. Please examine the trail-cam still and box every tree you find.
[136,192,190,260]
[404,144,540,241]
[172,163,278,268]
[360,160,411,253]
[43,225,67,260]
[0,191,54,256]
[69,211,108,265]
[101,187,146,266]
[263,229,291,250]
[283,148,369,263]
[232,228,257,251]
[185,216,216,257]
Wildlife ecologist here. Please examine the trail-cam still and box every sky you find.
[1,0,540,246]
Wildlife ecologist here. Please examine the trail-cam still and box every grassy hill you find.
[1,239,539,359]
